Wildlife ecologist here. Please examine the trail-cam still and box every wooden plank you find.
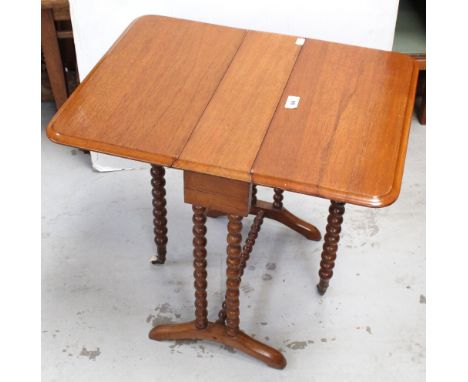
[47,16,246,166]
[57,30,73,39]
[52,6,70,21]
[41,0,70,8]
[41,0,69,8]
[184,171,251,216]
[174,31,302,181]
[252,39,418,207]
[408,53,426,70]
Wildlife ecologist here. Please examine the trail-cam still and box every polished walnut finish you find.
[47,16,245,166]
[150,165,168,264]
[184,171,251,216]
[251,200,321,241]
[48,15,416,209]
[317,201,346,295]
[46,14,417,369]
[192,205,208,329]
[252,40,418,207]
[225,215,243,336]
[149,321,286,369]
[174,32,302,182]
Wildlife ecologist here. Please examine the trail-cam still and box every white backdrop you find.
[69,0,400,171]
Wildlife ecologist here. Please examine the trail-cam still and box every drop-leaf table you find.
[47,15,418,369]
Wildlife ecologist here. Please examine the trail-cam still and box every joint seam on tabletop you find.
[172,30,248,168]
[249,38,307,180]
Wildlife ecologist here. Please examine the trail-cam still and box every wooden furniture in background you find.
[41,0,78,109]
[393,0,426,125]
[411,53,426,125]
[47,15,418,368]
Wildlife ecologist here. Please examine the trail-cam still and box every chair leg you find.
[317,200,345,295]
[151,165,168,264]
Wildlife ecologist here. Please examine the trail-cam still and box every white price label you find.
[295,37,305,46]
[285,96,300,109]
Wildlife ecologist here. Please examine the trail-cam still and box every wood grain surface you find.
[184,171,251,216]
[46,15,419,368]
[47,15,417,207]
[252,39,418,207]
[47,15,245,166]
[149,320,286,369]
[174,31,301,181]
[41,8,68,108]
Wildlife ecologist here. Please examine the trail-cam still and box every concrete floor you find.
[42,101,425,381]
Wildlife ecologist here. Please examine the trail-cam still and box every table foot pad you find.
[149,320,287,369]
[252,200,321,241]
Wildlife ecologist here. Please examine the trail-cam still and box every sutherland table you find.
[47,15,418,369]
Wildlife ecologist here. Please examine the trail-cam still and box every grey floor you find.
[42,102,425,381]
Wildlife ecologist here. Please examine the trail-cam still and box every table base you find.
[207,198,321,242]
[149,174,347,368]
[149,321,286,369]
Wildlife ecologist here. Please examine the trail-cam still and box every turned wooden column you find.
[192,205,208,329]
[317,200,345,295]
[240,211,264,278]
[225,215,243,336]
[151,165,168,264]
[218,210,264,323]
[273,188,284,209]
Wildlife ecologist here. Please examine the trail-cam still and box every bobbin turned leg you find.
[150,165,168,264]
[149,209,286,369]
[273,188,284,209]
[150,204,208,337]
[224,215,243,335]
[317,201,345,295]
[193,206,208,329]
[151,173,286,367]
[218,211,264,323]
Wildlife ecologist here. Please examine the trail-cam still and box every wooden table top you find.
[47,15,418,208]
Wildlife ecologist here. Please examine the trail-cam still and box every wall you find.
[69,0,400,171]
